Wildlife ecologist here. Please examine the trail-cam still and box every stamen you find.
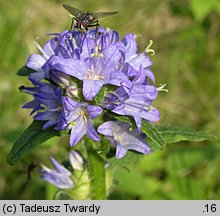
[149,106,155,110]
[39,104,47,112]
[134,33,142,39]
[145,105,155,111]
[87,69,104,80]
[33,40,49,60]
[69,35,77,48]
[106,27,111,33]
[157,83,168,92]
[90,46,104,58]
[47,107,63,112]
[145,40,155,56]
[68,120,77,129]
[81,107,89,123]
[83,115,88,123]
[66,84,79,98]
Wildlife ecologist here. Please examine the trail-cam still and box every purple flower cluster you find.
[21,28,160,159]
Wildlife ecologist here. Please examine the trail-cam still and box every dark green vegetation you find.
[0,0,220,199]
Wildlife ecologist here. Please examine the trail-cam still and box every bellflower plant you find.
[16,26,162,199]
[9,4,212,200]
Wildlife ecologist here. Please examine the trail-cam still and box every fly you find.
[63,4,118,31]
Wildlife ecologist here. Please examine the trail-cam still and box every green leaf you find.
[141,120,165,150]
[106,151,144,167]
[157,126,215,144]
[93,86,105,106]
[7,120,60,165]
[17,66,35,76]
[111,114,134,125]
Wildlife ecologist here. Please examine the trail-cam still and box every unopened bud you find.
[50,70,71,87]
[69,151,84,171]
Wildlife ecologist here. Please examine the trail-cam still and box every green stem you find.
[84,138,106,200]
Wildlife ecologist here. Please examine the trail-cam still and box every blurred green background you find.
[0,0,220,199]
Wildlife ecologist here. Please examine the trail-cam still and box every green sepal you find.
[111,113,134,125]
[54,191,73,200]
[17,66,35,76]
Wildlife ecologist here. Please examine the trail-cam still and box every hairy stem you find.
[84,138,106,200]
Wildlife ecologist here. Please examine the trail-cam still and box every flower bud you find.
[49,70,71,87]
[69,150,84,171]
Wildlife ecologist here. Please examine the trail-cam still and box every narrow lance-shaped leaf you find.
[141,119,165,150]
[157,126,215,144]
[7,120,60,165]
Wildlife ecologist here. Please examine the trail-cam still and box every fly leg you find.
[94,21,100,38]
[87,20,100,38]
[69,17,74,31]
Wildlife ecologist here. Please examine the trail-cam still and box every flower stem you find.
[84,138,106,200]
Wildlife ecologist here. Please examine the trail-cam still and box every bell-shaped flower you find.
[26,31,83,81]
[104,66,160,130]
[40,155,74,189]
[98,121,151,159]
[20,81,63,129]
[122,33,155,82]
[40,150,85,189]
[57,96,102,146]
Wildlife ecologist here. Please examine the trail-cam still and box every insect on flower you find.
[63,4,118,31]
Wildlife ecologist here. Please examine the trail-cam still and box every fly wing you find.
[91,11,118,20]
[63,4,82,19]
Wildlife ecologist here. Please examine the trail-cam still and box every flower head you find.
[21,27,162,158]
